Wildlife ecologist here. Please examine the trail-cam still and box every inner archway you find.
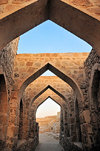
[19,63,83,146]
[19,63,83,108]
[28,87,67,141]
[35,97,63,150]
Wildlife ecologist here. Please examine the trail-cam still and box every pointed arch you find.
[0,0,99,54]
[31,85,66,106]
[36,96,61,135]
[19,63,83,104]
[35,96,64,112]
[26,88,65,140]
[36,96,61,110]
[29,86,66,120]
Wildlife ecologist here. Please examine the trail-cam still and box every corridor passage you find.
[35,133,64,151]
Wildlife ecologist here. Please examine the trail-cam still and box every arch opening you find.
[19,63,83,104]
[31,85,66,106]
[28,88,66,146]
[29,86,82,145]
[91,70,100,148]
[0,74,8,142]
[18,100,23,140]
[0,0,99,54]
[36,98,61,139]
[17,20,92,54]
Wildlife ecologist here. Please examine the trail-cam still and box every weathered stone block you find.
[0,0,8,5]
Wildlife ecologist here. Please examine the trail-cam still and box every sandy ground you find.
[35,133,64,151]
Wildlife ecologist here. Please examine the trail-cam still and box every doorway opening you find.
[92,70,100,149]
[36,98,61,143]
[0,74,8,142]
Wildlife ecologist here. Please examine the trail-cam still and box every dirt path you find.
[35,133,64,151]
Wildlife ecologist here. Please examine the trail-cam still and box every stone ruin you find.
[0,0,100,151]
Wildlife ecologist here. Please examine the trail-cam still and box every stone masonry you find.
[0,1,100,151]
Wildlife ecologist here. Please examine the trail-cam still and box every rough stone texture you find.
[0,0,100,56]
[0,38,19,151]
[0,0,100,21]
[21,77,82,151]
[0,50,91,151]
[83,49,100,151]
[16,137,39,151]
[0,1,100,150]
[13,53,88,91]
[0,38,19,86]
[0,42,99,151]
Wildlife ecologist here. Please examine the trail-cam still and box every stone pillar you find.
[80,109,93,150]
[22,99,30,140]
[59,109,64,144]
[6,90,19,151]
[28,106,36,139]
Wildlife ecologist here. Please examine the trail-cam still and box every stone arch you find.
[36,96,62,113]
[23,89,65,137]
[28,89,66,139]
[18,99,23,140]
[19,63,83,142]
[0,74,8,142]
[33,95,66,113]
[31,85,66,106]
[35,96,62,137]
[19,63,83,107]
[29,86,67,122]
[0,0,100,53]
[89,63,100,149]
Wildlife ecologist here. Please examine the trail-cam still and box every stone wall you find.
[0,0,37,19]
[0,38,19,151]
[0,1,100,151]
[13,53,88,92]
[60,94,83,151]
[0,0,100,20]
[0,36,100,151]
[8,52,90,151]
[0,49,97,151]
[0,38,19,88]
[83,49,100,151]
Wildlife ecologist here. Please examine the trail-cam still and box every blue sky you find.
[18,20,92,54]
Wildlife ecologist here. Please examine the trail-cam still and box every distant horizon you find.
[37,112,60,119]
[17,51,90,54]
